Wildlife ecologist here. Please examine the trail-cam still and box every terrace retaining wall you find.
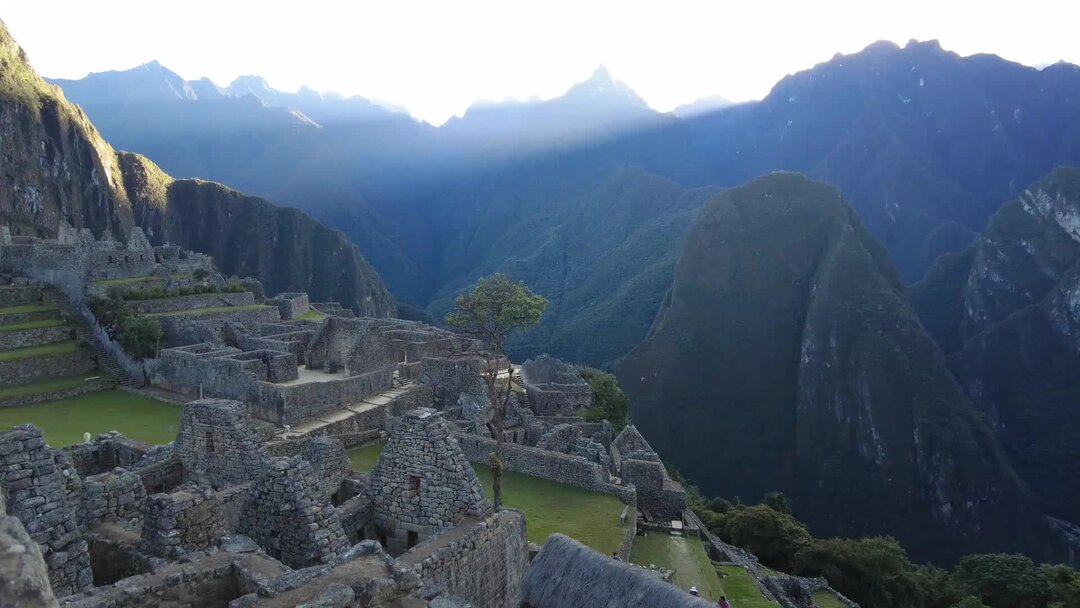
[156,307,281,346]
[0,349,95,387]
[0,325,72,351]
[129,292,255,315]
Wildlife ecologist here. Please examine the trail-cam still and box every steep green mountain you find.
[0,21,393,316]
[911,167,1080,522]
[617,172,1064,563]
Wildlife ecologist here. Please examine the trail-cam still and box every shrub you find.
[577,366,630,430]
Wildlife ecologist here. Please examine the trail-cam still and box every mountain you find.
[0,20,393,316]
[671,94,733,118]
[911,167,1080,523]
[48,40,1080,367]
[616,172,1065,563]
[439,66,670,152]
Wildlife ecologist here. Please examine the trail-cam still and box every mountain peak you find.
[228,75,272,97]
[564,66,649,109]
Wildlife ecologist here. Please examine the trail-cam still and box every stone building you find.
[613,426,688,520]
[369,408,490,555]
[519,355,593,416]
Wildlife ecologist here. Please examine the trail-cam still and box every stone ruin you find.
[369,408,490,555]
[613,425,688,520]
[0,397,533,607]
[518,354,593,416]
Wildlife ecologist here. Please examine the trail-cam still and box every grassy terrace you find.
[631,532,725,600]
[0,373,111,400]
[298,309,326,321]
[0,390,181,447]
[93,274,192,288]
[811,590,847,608]
[349,442,628,555]
[0,302,57,315]
[716,565,781,607]
[0,339,80,361]
[148,304,271,317]
[0,318,66,332]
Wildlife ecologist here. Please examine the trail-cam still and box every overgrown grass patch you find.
[716,565,781,607]
[0,302,57,315]
[631,532,725,600]
[297,309,326,321]
[94,276,166,287]
[0,389,181,447]
[811,590,848,608]
[0,373,112,400]
[347,442,628,554]
[0,318,66,332]
[0,340,81,361]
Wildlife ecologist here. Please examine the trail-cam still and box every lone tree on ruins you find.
[446,273,547,508]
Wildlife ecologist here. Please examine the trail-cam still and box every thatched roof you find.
[522,534,715,608]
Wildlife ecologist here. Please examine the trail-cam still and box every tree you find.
[951,554,1052,608]
[577,366,630,430]
[723,504,811,571]
[446,273,547,508]
[763,491,792,515]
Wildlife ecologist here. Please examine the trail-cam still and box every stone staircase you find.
[273,375,417,440]
[73,324,141,388]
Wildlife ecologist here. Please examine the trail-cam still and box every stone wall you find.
[251,366,395,425]
[156,306,281,346]
[0,325,72,351]
[79,468,146,530]
[141,483,249,557]
[302,437,351,499]
[174,399,269,490]
[0,510,59,607]
[0,376,112,409]
[265,292,310,320]
[63,433,151,477]
[0,349,96,387]
[622,459,687,519]
[370,409,490,555]
[454,433,636,505]
[238,456,348,568]
[0,283,41,306]
[418,356,489,411]
[519,355,592,416]
[406,509,528,608]
[128,291,255,315]
[0,425,93,597]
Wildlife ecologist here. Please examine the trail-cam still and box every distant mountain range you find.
[41,32,1080,563]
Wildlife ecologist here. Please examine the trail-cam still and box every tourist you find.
[690,586,699,596]
[718,595,731,608]
[612,551,621,561]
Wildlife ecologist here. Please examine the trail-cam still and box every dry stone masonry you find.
[174,399,268,489]
[370,408,489,554]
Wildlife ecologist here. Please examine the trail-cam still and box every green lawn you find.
[0,318,66,332]
[348,440,386,472]
[631,532,725,601]
[0,389,181,447]
[812,590,847,608]
[0,373,111,400]
[348,442,628,554]
[0,302,57,315]
[149,304,271,317]
[297,309,326,321]
[716,565,781,608]
[0,340,81,361]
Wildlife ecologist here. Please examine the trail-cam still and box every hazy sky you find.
[4,1,1079,125]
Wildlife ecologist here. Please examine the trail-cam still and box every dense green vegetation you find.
[577,366,630,430]
[348,442,627,554]
[89,297,163,358]
[0,390,181,446]
[149,304,270,317]
[618,173,1059,564]
[0,339,80,361]
[0,302,57,315]
[690,493,1080,608]
[108,280,246,301]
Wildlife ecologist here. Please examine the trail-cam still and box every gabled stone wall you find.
[174,399,268,490]
[0,425,93,597]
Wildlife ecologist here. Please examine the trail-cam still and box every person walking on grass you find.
[718,595,731,608]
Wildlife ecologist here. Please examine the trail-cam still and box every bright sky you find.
[4,0,1079,125]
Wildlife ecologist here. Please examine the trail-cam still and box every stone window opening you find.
[205,430,215,453]
[407,530,419,549]
[410,475,421,492]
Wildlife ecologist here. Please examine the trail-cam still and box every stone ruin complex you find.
[0,227,855,607]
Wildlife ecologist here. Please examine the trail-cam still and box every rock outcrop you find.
[618,172,1065,563]
[912,166,1080,523]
